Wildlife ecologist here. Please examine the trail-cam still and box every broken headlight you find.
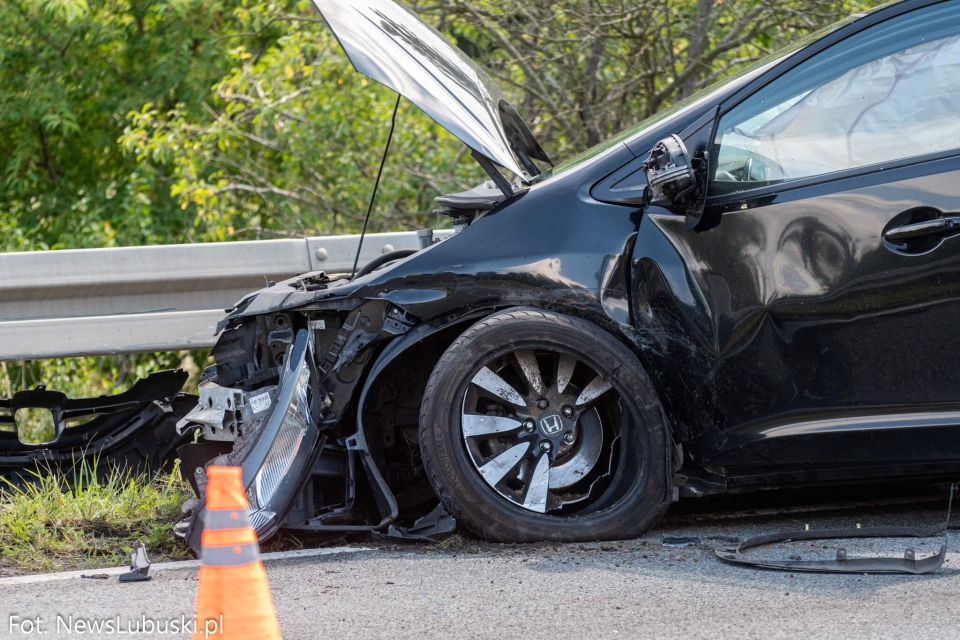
[239,329,319,537]
[246,361,310,529]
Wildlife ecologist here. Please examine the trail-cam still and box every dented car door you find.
[638,1,960,481]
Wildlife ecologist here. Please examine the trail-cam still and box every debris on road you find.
[381,503,457,543]
[118,543,153,583]
[662,536,701,548]
[715,485,955,574]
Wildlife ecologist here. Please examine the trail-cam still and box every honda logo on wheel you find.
[539,414,563,436]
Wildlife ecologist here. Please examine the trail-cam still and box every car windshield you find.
[535,14,861,183]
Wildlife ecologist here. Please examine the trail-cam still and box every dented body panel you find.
[639,158,960,483]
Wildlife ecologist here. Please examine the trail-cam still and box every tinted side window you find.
[710,1,960,197]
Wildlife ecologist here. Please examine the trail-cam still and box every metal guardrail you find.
[0,231,452,361]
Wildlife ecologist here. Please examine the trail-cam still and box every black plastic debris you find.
[381,503,456,543]
[118,543,152,582]
[715,484,955,574]
[662,536,701,548]
[0,371,195,491]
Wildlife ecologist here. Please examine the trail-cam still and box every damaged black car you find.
[177,0,960,550]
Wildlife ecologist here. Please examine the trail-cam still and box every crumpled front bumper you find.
[0,370,195,490]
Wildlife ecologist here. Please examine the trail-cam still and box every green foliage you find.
[0,0,479,248]
[2,0,882,248]
[120,3,480,240]
[11,407,56,444]
[0,461,192,573]
[0,0,246,250]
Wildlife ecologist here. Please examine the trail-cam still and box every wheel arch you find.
[355,304,681,514]
[353,309,495,510]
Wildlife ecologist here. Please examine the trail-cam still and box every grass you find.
[0,461,194,574]
[433,534,463,550]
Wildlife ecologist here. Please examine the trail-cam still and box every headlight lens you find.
[238,329,315,536]
[253,364,309,509]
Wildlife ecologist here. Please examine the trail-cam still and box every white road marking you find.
[0,546,373,586]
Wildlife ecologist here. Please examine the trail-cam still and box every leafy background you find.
[0,0,878,408]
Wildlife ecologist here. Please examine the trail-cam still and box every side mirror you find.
[643,134,697,207]
[591,109,718,227]
[642,127,712,231]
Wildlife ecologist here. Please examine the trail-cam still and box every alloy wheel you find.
[459,347,623,514]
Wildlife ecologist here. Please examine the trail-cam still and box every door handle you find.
[884,216,960,243]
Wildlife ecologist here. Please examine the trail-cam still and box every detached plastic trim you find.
[715,485,954,574]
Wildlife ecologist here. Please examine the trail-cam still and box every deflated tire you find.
[419,308,670,542]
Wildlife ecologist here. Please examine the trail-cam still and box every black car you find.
[177,0,960,549]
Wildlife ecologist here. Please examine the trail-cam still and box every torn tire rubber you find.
[419,308,670,542]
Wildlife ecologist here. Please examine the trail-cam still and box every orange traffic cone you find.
[193,466,282,640]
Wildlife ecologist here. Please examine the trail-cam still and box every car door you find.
[647,0,960,480]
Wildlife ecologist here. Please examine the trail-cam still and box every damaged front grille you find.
[0,370,196,490]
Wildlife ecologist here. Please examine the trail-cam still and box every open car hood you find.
[311,0,551,179]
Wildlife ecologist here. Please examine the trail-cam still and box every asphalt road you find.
[1,488,958,640]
